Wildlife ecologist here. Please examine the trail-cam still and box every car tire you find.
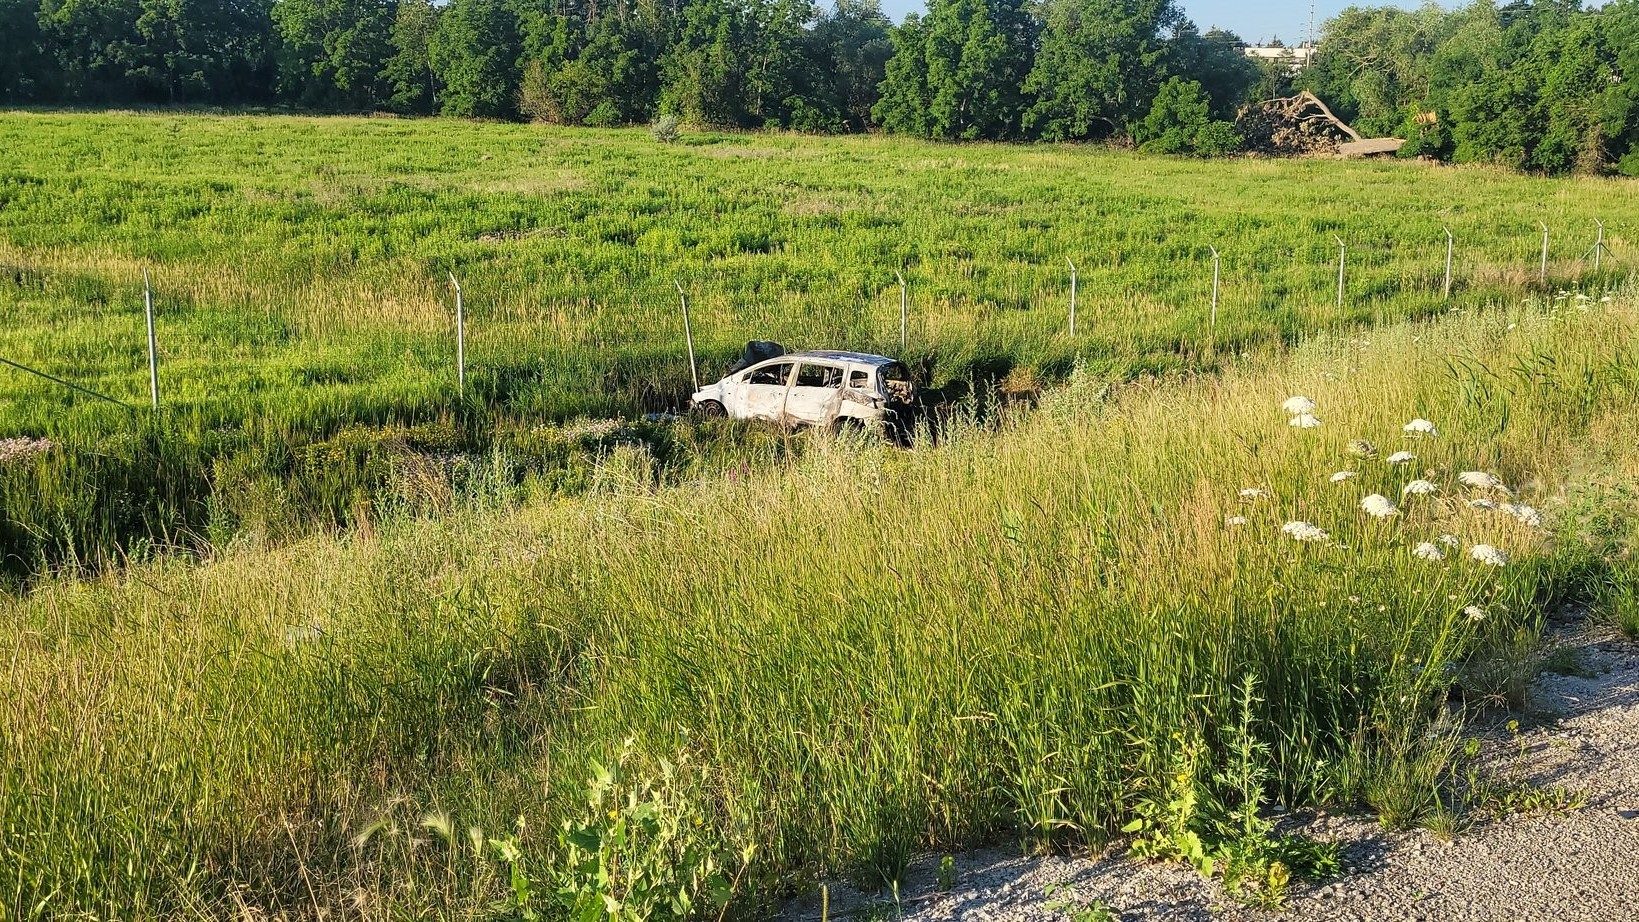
[695,400,726,418]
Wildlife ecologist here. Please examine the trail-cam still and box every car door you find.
[784,362,844,426]
[735,360,794,421]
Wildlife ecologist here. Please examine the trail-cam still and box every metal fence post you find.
[1594,219,1605,274]
[1209,247,1221,330]
[143,269,159,409]
[676,280,699,392]
[1333,235,1346,309]
[1539,222,1549,284]
[1442,227,1453,301]
[895,270,907,353]
[1065,258,1078,336]
[448,272,465,398]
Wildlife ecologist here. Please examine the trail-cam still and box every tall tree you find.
[876,0,1034,140]
[1023,0,1183,140]
[381,0,439,113]
[271,0,395,108]
[429,0,522,117]
[809,0,891,130]
[0,0,50,100]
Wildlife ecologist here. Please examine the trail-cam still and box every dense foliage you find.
[2,0,1636,172]
[1300,1,1639,175]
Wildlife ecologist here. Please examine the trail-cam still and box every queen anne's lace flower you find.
[1458,471,1506,491]
[1387,450,1416,465]
[1348,439,1379,458]
[1470,544,1509,567]
[1281,521,1329,543]
[1238,487,1270,500]
[1403,418,1439,436]
[1413,542,1445,561]
[1469,498,1498,511]
[1500,503,1544,528]
[1330,471,1356,483]
[1282,396,1317,415]
[0,438,54,464]
[1402,479,1439,497]
[1438,534,1461,547]
[1289,414,1322,429]
[1464,605,1487,621]
[1226,515,1249,527]
[1362,494,1400,518]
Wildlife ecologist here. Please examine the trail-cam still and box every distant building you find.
[1243,45,1316,71]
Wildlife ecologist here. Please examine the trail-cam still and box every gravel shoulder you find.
[782,616,1639,922]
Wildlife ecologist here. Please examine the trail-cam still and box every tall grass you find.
[2,112,1635,578]
[3,290,1635,918]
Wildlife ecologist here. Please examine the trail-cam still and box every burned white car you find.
[690,343,915,438]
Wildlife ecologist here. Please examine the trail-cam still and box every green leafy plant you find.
[555,743,752,922]
[1043,880,1117,922]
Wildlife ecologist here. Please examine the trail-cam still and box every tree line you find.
[0,0,1635,174]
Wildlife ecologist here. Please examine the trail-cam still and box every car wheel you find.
[695,400,726,418]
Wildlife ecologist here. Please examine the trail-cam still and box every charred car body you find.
[690,343,915,439]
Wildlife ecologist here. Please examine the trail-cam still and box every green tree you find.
[810,0,892,130]
[1024,0,1182,140]
[1135,74,1210,152]
[660,0,742,125]
[876,0,1033,140]
[381,0,439,113]
[271,0,394,109]
[429,0,522,117]
[871,12,933,134]
[0,0,51,100]
[1167,25,1259,121]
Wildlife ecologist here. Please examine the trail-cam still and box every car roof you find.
[785,350,900,367]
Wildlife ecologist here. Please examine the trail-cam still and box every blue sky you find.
[874,1,1375,45]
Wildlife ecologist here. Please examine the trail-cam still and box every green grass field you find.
[4,110,1639,920]
[5,286,1638,919]
[1,111,1635,580]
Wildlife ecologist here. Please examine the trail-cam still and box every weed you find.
[1044,880,1117,922]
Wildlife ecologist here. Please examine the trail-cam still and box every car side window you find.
[847,370,871,391]
[795,364,842,388]
[748,362,792,386]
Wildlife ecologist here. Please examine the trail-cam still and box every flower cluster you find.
[0,437,54,464]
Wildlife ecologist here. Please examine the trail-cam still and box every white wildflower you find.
[1362,494,1400,518]
[1387,450,1416,465]
[1438,534,1461,547]
[1500,503,1544,528]
[1464,605,1487,622]
[1226,515,1249,527]
[1401,479,1440,497]
[1348,439,1379,458]
[1469,544,1509,567]
[1601,295,1612,303]
[1403,418,1439,436]
[0,437,55,464]
[1458,470,1507,491]
[1468,498,1498,511]
[1239,488,1270,500]
[1281,521,1329,543]
[1289,414,1323,429]
[1282,396,1317,415]
[1413,542,1446,561]
[1330,471,1357,483]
